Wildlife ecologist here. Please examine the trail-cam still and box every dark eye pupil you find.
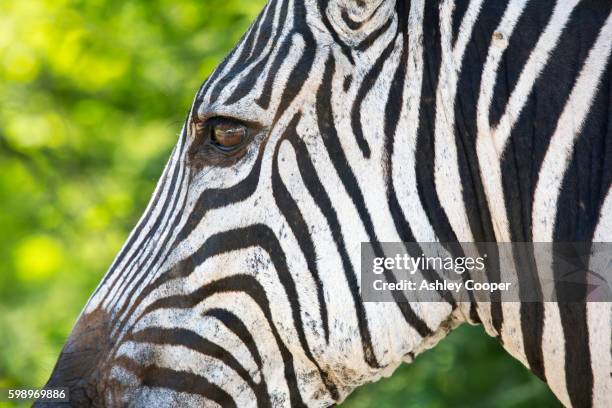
[212,123,246,149]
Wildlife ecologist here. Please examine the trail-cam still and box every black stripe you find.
[416,0,485,324]
[317,54,433,338]
[284,117,380,367]
[174,141,266,244]
[203,308,264,371]
[451,0,469,48]
[204,0,279,105]
[202,34,248,104]
[206,2,280,106]
[415,0,458,244]
[130,327,270,408]
[94,139,177,296]
[233,6,267,69]
[383,1,456,307]
[340,0,385,31]
[134,274,307,407]
[225,0,290,106]
[350,29,400,158]
[487,0,555,128]
[112,145,269,338]
[316,0,355,64]
[102,132,187,309]
[139,225,339,401]
[108,145,188,318]
[255,35,294,109]
[355,14,393,52]
[557,301,593,408]
[454,0,508,335]
[257,0,311,110]
[272,113,330,342]
[246,0,280,63]
[505,1,610,388]
[271,23,317,125]
[115,357,237,408]
[550,7,611,402]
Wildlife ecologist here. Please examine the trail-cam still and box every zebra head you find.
[42,1,449,405]
[42,0,612,407]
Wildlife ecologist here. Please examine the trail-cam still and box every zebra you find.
[39,0,611,407]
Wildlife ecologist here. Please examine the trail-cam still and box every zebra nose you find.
[39,308,113,407]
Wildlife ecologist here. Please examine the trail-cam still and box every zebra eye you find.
[189,115,260,166]
[209,119,247,152]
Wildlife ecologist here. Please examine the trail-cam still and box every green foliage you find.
[0,0,263,395]
[0,1,560,407]
[344,325,561,408]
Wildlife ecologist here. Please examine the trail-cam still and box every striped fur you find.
[42,1,611,407]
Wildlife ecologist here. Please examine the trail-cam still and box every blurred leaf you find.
[14,235,64,282]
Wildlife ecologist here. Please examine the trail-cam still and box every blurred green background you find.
[0,1,561,407]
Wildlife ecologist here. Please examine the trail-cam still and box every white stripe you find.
[493,0,580,152]
[392,0,436,242]
[476,0,528,242]
[434,0,484,241]
[108,147,189,320]
[532,11,612,241]
[118,341,255,407]
[589,188,612,408]
[533,12,612,407]
[89,134,186,313]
